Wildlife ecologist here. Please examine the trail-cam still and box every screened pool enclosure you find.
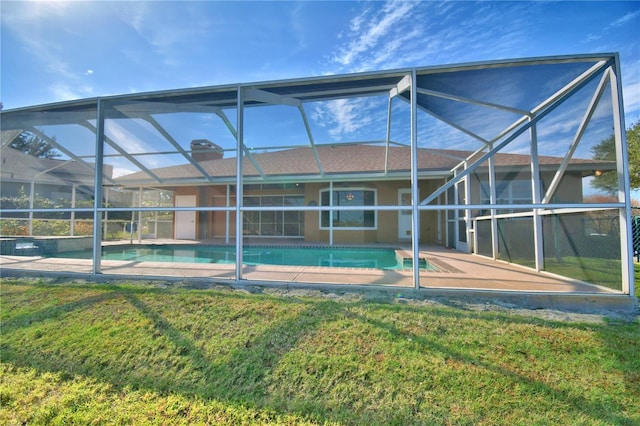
[0,53,635,296]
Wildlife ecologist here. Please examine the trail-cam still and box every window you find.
[320,188,376,229]
[243,183,304,191]
[481,179,532,214]
[242,195,304,237]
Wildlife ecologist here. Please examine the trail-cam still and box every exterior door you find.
[455,180,469,252]
[175,195,196,240]
[398,189,412,241]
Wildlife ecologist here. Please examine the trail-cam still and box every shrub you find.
[0,220,29,236]
[74,221,94,236]
[32,220,70,236]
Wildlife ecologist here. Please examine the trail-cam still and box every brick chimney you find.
[190,139,223,162]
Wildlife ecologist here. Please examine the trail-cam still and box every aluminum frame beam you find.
[385,96,393,174]
[80,121,164,184]
[542,70,611,203]
[395,94,491,145]
[244,88,301,107]
[26,126,117,185]
[0,129,23,148]
[610,55,634,296]
[420,59,611,206]
[142,114,214,182]
[298,104,325,177]
[416,87,531,117]
[213,108,266,179]
[389,75,411,98]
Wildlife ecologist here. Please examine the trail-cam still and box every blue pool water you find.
[60,245,408,270]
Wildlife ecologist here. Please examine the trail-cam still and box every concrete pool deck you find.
[0,241,619,293]
[2,242,637,313]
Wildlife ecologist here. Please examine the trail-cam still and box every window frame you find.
[241,194,305,237]
[481,179,533,214]
[319,187,377,230]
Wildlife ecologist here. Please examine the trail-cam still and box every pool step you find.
[395,249,432,270]
[402,257,428,269]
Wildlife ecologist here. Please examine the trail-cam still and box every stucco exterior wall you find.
[168,172,583,246]
[303,179,444,245]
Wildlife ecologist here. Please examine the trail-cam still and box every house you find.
[0,53,634,296]
[116,140,614,250]
[0,145,111,203]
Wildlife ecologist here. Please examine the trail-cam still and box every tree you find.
[9,131,60,159]
[590,120,640,194]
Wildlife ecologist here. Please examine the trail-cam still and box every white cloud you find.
[316,1,536,139]
[105,121,153,159]
[117,2,214,68]
[607,9,640,29]
[311,97,388,141]
[50,83,94,102]
[582,8,640,45]
[333,0,417,69]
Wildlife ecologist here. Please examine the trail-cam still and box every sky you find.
[1,0,639,193]
[2,0,638,118]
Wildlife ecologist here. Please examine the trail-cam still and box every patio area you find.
[0,243,616,293]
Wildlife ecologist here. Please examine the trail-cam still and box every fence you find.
[633,208,639,262]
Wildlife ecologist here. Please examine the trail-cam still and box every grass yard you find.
[1,278,638,425]
[543,257,625,291]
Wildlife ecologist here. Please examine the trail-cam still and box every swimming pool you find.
[60,245,415,270]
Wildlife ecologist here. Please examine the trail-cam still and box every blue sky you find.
[1,0,639,194]
[2,0,639,122]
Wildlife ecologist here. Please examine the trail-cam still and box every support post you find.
[28,180,35,236]
[488,154,498,259]
[385,96,393,174]
[410,70,420,290]
[92,99,106,275]
[610,57,634,295]
[225,184,230,244]
[464,161,471,252]
[530,120,544,272]
[138,187,143,243]
[329,181,334,246]
[70,184,76,236]
[235,87,244,281]
[103,189,109,239]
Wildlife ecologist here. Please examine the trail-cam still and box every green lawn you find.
[543,257,625,291]
[1,278,638,425]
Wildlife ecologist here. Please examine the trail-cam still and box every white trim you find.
[398,188,412,240]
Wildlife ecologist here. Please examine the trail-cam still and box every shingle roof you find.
[115,144,612,184]
[0,147,108,185]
